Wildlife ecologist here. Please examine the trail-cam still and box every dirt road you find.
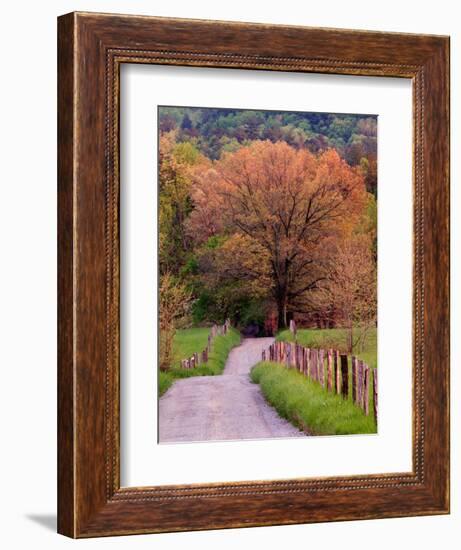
[159,337,305,443]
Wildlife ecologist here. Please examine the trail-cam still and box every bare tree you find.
[159,273,192,371]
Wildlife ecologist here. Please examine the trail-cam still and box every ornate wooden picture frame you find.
[58,12,450,537]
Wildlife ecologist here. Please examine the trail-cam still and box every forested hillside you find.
[159,106,377,196]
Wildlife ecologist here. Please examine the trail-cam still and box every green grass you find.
[251,362,377,436]
[172,327,211,368]
[277,327,377,370]
[158,327,241,396]
[158,370,175,396]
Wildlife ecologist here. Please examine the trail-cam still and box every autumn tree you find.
[159,132,204,274]
[317,233,377,353]
[188,140,367,328]
[186,165,225,244]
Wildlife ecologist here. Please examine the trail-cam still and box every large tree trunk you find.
[276,291,288,330]
[277,308,286,330]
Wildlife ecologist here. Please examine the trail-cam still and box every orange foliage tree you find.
[188,140,367,328]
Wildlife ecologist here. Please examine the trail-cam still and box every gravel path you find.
[159,337,306,443]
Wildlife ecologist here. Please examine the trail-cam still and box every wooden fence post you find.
[352,356,357,404]
[327,349,333,392]
[340,354,348,399]
[318,350,325,387]
[335,351,340,394]
[364,365,370,415]
[357,360,363,407]
[373,368,378,423]
[287,343,292,367]
[311,349,318,381]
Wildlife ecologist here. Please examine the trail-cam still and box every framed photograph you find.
[58,12,450,537]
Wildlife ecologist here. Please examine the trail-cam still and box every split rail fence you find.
[179,319,231,369]
[262,340,377,422]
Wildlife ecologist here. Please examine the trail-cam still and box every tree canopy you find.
[158,107,377,333]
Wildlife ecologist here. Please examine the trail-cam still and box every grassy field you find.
[277,327,377,369]
[172,327,210,367]
[158,327,241,396]
[251,362,377,436]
